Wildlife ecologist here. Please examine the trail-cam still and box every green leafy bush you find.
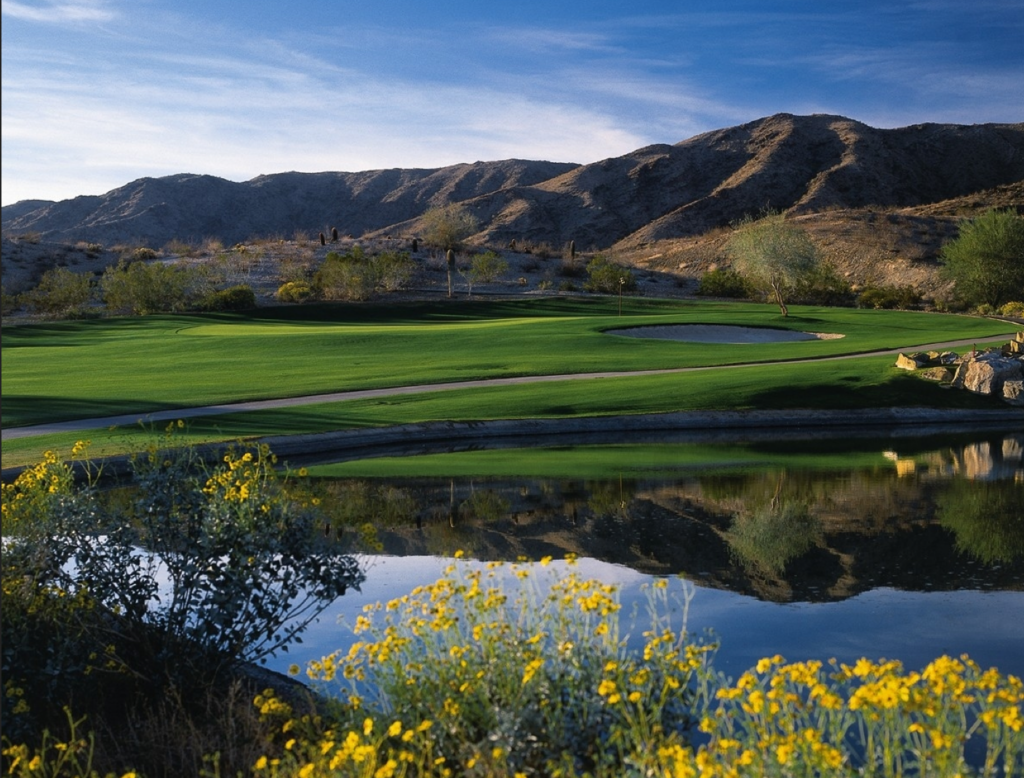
[315,248,415,300]
[696,268,752,299]
[584,256,637,294]
[463,251,508,294]
[19,267,93,317]
[100,259,213,314]
[940,209,1024,309]
[857,285,922,310]
[198,284,257,311]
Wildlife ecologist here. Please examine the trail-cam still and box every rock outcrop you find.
[898,332,1024,406]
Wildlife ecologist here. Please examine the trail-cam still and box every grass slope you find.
[2,351,1014,469]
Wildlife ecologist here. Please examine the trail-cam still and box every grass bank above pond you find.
[3,352,1019,470]
[2,298,1015,430]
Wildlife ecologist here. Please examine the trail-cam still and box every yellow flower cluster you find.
[703,653,1024,777]
[245,558,1022,778]
[1,448,73,531]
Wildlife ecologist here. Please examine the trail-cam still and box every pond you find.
[265,427,1024,685]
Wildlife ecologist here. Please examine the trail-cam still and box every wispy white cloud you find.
[1,0,116,23]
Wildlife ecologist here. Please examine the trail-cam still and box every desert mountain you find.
[3,113,1022,252]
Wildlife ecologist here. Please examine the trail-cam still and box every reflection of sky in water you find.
[268,555,1024,687]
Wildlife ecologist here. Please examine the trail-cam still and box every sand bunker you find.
[607,325,844,344]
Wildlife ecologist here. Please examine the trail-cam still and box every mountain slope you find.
[3,114,1022,252]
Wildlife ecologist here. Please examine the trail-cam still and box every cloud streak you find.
[2,2,1021,205]
[1,0,115,23]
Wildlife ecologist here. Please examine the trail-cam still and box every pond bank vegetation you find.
[3,442,1022,776]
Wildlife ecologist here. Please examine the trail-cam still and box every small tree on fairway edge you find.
[726,211,821,317]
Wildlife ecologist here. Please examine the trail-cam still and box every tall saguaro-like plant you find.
[727,211,820,316]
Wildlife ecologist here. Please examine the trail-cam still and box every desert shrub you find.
[696,268,752,299]
[1,286,20,316]
[315,248,374,301]
[276,281,313,303]
[129,247,158,262]
[998,301,1024,318]
[198,284,257,311]
[163,239,200,258]
[101,259,212,315]
[372,250,416,293]
[857,284,922,310]
[463,250,508,294]
[74,241,104,257]
[793,262,855,306]
[584,255,637,294]
[315,248,415,300]
[280,559,715,777]
[559,279,578,292]
[19,267,93,317]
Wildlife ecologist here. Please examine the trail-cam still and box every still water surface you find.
[269,430,1024,684]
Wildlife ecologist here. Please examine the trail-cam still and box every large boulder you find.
[952,352,1024,397]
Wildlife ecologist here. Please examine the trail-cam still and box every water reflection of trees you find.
[305,457,1024,603]
[937,481,1024,563]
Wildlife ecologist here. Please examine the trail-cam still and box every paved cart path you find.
[2,336,1016,441]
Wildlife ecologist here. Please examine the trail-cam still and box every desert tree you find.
[421,203,479,252]
[726,211,821,316]
[939,208,1024,309]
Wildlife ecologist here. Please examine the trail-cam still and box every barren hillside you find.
[3,113,1022,300]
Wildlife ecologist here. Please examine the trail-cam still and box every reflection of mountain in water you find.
[312,436,1024,604]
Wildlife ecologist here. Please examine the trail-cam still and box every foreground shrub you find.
[1,438,364,764]
[249,560,1024,778]
[270,558,715,777]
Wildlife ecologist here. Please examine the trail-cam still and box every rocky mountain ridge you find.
[5,113,1022,252]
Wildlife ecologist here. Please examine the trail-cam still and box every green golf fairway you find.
[2,299,1013,432]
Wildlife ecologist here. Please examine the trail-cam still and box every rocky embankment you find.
[896,331,1024,406]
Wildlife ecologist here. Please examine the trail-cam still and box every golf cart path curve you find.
[3,335,1020,441]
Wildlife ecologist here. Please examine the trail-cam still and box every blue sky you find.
[2,0,1022,206]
